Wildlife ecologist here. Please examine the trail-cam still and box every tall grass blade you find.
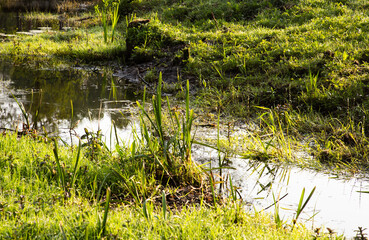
[153,72,164,144]
[100,187,111,236]
[59,222,67,240]
[210,173,216,205]
[229,176,236,201]
[53,139,66,190]
[70,100,74,146]
[143,199,150,221]
[111,120,119,147]
[162,190,167,219]
[96,174,111,203]
[70,100,74,129]
[71,139,81,188]
[293,186,316,227]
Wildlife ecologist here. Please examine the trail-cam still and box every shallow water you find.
[1,60,369,238]
[236,160,369,238]
[0,11,60,34]
[193,144,369,238]
[0,61,139,146]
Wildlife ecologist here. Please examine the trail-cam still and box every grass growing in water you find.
[4,0,369,171]
[0,80,337,239]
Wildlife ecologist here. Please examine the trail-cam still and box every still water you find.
[0,60,138,146]
[1,60,369,238]
[0,11,60,34]
[193,140,369,238]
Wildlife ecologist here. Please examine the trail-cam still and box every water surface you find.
[193,144,369,238]
[0,11,60,34]
[0,60,138,146]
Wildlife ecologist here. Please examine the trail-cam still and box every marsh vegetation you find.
[1,0,369,238]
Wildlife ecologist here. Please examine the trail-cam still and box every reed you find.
[292,187,316,229]
[95,0,109,43]
[110,0,120,43]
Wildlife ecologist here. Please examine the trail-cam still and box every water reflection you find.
[193,144,369,238]
[0,11,60,34]
[0,60,139,145]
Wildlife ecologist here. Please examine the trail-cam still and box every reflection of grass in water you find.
[10,90,42,133]
[4,65,133,131]
[23,12,59,21]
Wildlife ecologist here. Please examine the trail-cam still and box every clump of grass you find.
[95,0,121,43]
[114,72,201,202]
[95,0,109,43]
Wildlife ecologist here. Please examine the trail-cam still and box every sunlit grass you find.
[0,133,337,239]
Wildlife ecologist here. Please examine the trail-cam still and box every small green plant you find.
[95,0,121,43]
[52,138,82,191]
[354,227,368,240]
[292,187,316,229]
[162,190,167,220]
[111,0,121,43]
[272,192,284,229]
[305,71,319,97]
[142,199,152,221]
[81,128,104,160]
[53,138,66,191]
[229,176,237,201]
